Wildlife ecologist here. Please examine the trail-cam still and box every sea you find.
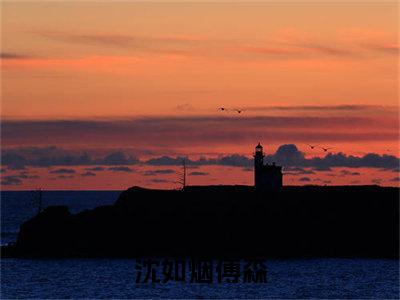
[1,191,399,299]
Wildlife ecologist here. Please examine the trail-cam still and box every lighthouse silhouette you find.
[254,142,283,191]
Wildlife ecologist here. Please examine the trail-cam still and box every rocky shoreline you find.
[2,185,399,259]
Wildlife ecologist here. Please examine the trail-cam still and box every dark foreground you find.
[2,185,399,258]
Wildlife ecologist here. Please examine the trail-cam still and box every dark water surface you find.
[2,258,399,299]
[1,191,399,298]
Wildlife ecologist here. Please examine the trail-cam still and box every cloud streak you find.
[2,114,397,149]
[1,147,139,169]
[143,169,176,176]
[241,43,353,58]
[32,31,200,57]
[189,171,209,176]
[37,31,202,47]
[242,105,396,112]
[145,144,399,171]
[11,30,397,64]
[1,176,23,186]
[81,171,96,177]
[108,166,134,172]
[49,168,76,174]
[0,52,33,60]
[361,43,399,55]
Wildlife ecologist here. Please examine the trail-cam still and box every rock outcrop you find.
[2,185,399,258]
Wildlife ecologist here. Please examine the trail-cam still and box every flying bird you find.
[234,109,244,114]
[218,107,227,111]
[307,144,318,150]
[320,147,334,152]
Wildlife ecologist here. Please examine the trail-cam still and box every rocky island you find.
[2,185,399,259]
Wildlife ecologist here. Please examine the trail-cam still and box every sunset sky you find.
[1,1,399,189]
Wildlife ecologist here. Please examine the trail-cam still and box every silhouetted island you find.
[2,185,399,259]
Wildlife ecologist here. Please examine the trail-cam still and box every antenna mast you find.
[178,158,187,190]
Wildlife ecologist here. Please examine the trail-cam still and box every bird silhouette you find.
[320,147,334,152]
[218,107,227,111]
[307,144,318,150]
[234,109,244,114]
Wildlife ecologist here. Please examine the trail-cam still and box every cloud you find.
[296,43,352,56]
[146,144,399,171]
[1,153,28,170]
[149,179,171,183]
[34,31,198,56]
[240,42,352,59]
[243,105,395,112]
[143,169,176,176]
[49,168,76,174]
[2,114,397,150]
[189,171,209,176]
[28,28,398,62]
[102,152,138,165]
[35,30,353,60]
[147,156,187,166]
[1,147,90,169]
[269,144,305,166]
[0,173,38,188]
[284,167,315,175]
[38,32,138,48]
[339,170,361,176]
[299,177,311,182]
[145,154,252,167]
[361,43,399,55]
[1,144,399,172]
[389,177,400,182]
[0,147,139,169]
[1,176,23,186]
[237,28,397,60]
[81,171,96,177]
[0,52,32,60]
[10,171,40,180]
[108,166,134,172]
[84,166,105,171]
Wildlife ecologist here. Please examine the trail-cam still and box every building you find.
[254,142,283,191]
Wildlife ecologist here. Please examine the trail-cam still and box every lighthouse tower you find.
[253,142,283,191]
[254,142,265,188]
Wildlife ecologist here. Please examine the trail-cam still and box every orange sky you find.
[1,2,399,189]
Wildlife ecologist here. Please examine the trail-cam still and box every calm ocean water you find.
[1,191,399,299]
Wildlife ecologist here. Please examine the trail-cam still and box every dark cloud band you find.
[1,144,398,171]
[2,115,397,148]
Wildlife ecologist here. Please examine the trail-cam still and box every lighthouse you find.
[254,142,283,191]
